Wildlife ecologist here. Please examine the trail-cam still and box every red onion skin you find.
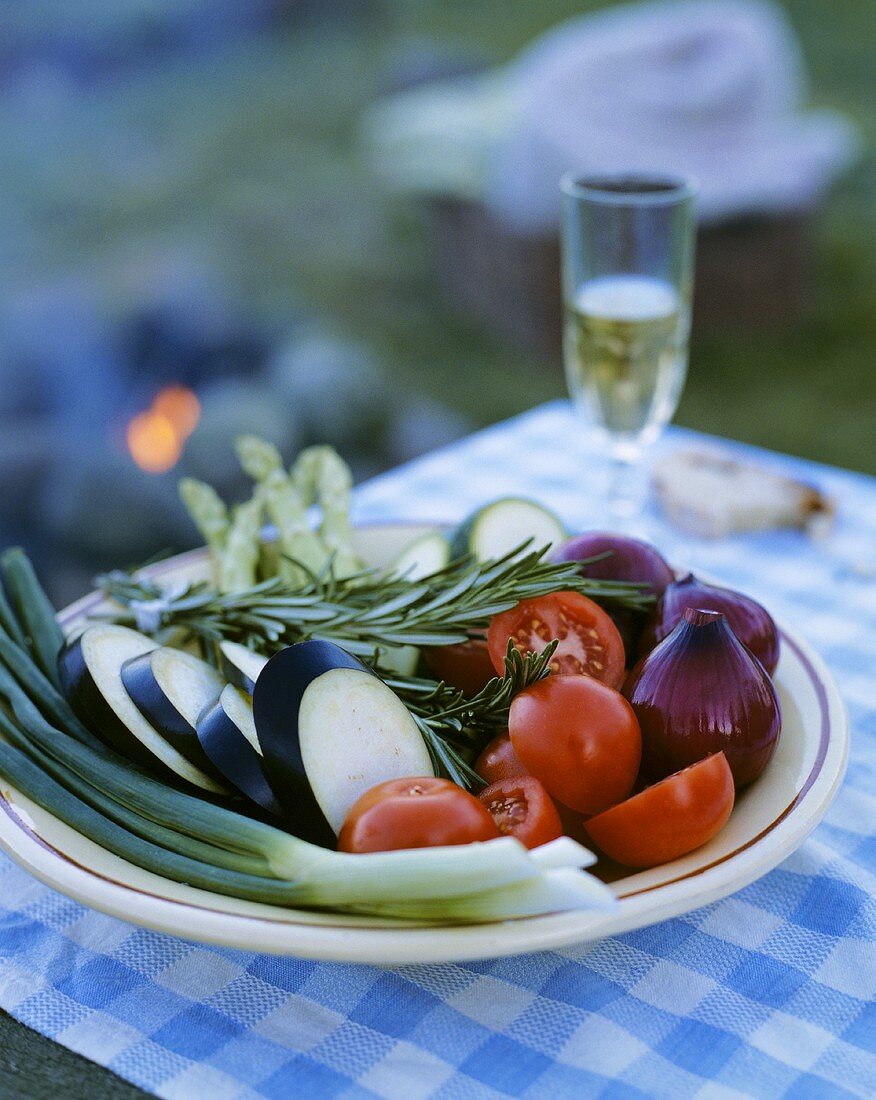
[640,574,780,676]
[552,532,674,598]
[624,608,781,789]
[552,533,674,664]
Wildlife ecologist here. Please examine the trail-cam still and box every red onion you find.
[552,532,674,597]
[640,573,780,675]
[624,608,781,789]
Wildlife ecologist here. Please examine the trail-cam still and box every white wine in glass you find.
[560,176,697,520]
[564,274,689,446]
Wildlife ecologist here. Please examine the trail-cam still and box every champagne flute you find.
[560,173,697,525]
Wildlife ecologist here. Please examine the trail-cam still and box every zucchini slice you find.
[388,531,451,580]
[59,625,223,792]
[378,532,452,677]
[450,497,566,562]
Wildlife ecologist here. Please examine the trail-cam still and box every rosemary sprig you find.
[97,545,646,791]
[384,641,558,789]
[96,542,653,656]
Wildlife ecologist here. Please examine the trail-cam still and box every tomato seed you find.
[488,795,528,835]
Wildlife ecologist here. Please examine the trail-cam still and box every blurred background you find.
[0,0,872,602]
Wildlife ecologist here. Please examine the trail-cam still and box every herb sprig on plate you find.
[97,543,651,654]
[385,641,558,787]
[98,544,649,788]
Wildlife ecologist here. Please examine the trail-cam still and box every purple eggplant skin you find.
[120,652,225,784]
[624,608,781,790]
[58,633,157,770]
[197,692,280,817]
[252,640,366,848]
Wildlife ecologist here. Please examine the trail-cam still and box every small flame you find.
[152,384,202,438]
[127,385,201,474]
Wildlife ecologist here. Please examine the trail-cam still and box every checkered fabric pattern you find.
[1,402,874,1099]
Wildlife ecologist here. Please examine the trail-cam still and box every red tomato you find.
[337,777,499,853]
[509,674,641,815]
[478,776,563,849]
[424,638,496,696]
[584,753,735,868]
[475,734,527,784]
[488,591,626,688]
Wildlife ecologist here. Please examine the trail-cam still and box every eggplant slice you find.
[121,647,227,785]
[253,640,433,845]
[59,625,224,792]
[219,641,268,694]
[197,685,280,815]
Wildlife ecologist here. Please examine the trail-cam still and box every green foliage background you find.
[2,0,872,472]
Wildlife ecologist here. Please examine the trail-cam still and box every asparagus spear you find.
[291,446,362,578]
[235,435,327,583]
[218,497,263,593]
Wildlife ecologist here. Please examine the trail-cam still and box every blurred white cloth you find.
[490,0,859,229]
[363,0,859,230]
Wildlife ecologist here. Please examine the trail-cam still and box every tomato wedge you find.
[488,591,625,688]
[424,638,496,697]
[478,776,563,849]
[337,777,499,853]
[584,753,735,868]
[475,734,527,784]
[509,674,641,815]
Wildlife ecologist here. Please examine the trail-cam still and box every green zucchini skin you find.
[449,497,567,562]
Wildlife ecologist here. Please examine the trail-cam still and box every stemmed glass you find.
[560,174,697,526]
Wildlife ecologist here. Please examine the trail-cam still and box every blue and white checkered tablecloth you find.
[1,402,874,1099]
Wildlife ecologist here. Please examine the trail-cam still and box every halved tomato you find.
[487,591,625,688]
[477,776,563,849]
[584,753,735,868]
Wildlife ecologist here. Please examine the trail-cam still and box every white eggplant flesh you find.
[59,625,223,792]
[122,647,222,737]
[298,667,434,833]
[219,641,268,693]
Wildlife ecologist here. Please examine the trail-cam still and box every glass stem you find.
[607,447,647,524]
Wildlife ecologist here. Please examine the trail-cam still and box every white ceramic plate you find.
[0,525,849,965]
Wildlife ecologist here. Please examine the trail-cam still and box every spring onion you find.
[0,546,615,921]
[0,659,576,904]
[0,712,273,878]
[338,869,615,923]
[1,547,66,689]
[0,736,605,913]
[0,626,103,751]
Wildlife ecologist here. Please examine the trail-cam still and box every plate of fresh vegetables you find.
[0,439,848,964]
